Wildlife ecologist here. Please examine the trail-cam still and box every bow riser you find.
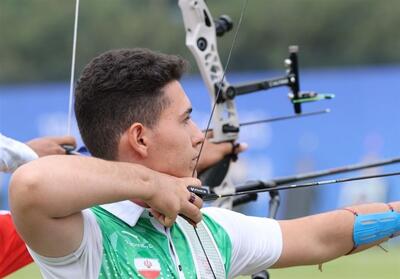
[179,0,239,143]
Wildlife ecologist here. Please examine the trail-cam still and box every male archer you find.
[0,131,238,277]
[10,48,400,278]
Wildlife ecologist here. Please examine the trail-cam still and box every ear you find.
[126,123,150,158]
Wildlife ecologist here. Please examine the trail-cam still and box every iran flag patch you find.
[134,258,161,279]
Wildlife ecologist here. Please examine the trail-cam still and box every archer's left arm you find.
[274,201,400,267]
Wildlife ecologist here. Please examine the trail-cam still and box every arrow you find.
[189,171,400,201]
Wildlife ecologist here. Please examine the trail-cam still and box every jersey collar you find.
[99,200,145,227]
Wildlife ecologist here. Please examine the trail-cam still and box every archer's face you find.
[145,80,204,177]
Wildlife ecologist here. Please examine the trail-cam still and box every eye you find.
[183,115,191,124]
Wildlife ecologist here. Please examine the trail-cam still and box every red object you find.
[0,211,33,277]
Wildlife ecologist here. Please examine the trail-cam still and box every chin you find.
[178,171,195,178]
[177,169,195,178]
[161,169,192,178]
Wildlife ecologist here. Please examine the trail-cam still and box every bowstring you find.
[67,0,80,136]
[190,1,248,279]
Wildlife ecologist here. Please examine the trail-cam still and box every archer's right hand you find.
[142,173,203,227]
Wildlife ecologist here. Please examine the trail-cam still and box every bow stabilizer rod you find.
[191,155,400,197]
[266,156,400,187]
[189,171,400,201]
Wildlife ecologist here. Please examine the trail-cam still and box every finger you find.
[219,142,249,154]
[219,141,234,154]
[150,209,163,220]
[186,177,202,187]
[179,214,198,227]
[187,191,203,209]
[233,142,248,153]
[61,144,76,155]
[163,216,176,227]
[220,142,248,155]
[205,130,214,139]
[51,143,79,155]
[151,208,177,227]
[150,209,176,227]
[48,136,77,147]
[52,145,72,155]
[189,192,196,203]
[180,202,203,224]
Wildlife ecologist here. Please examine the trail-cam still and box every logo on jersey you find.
[134,258,161,279]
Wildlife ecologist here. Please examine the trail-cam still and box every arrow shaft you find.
[202,171,400,201]
[202,109,330,133]
[270,157,400,186]
[240,109,329,126]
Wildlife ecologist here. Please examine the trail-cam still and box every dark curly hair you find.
[74,48,188,160]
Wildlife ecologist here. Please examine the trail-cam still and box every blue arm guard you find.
[353,210,400,247]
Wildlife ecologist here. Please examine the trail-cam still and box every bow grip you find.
[198,155,233,188]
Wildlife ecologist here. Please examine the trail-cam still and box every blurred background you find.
[1,0,400,278]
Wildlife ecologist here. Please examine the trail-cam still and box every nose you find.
[191,121,204,148]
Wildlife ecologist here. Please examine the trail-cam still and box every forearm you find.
[277,202,400,267]
[10,155,157,218]
[10,155,202,257]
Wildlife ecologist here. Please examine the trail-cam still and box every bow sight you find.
[215,44,334,114]
[210,14,333,114]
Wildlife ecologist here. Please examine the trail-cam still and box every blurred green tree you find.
[1,0,400,84]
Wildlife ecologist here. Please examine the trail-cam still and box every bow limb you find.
[178,0,240,143]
